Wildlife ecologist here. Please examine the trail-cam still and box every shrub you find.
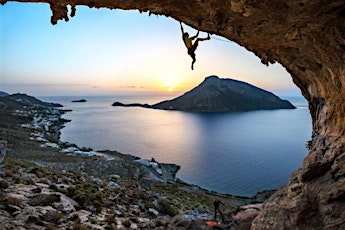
[43,210,64,223]
[104,214,116,224]
[64,183,104,210]
[158,199,178,217]
[29,193,61,206]
[73,219,91,230]
[104,225,115,230]
[5,196,22,206]
[46,224,57,230]
[28,167,46,178]
[0,180,9,189]
[70,213,79,221]
[71,190,87,207]
[306,140,312,150]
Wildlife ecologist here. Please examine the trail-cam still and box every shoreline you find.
[6,93,275,200]
[0,94,274,229]
[52,95,311,198]
[58,106,275,201]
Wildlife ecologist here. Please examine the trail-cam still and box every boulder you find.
[108,181,122,190]
[108,174,121,181]
[148,208,159,216]
[233,204,263,230]
[160,163,181,182]
[88,176,103,186]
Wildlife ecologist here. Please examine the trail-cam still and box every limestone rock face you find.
[1,0,345,229]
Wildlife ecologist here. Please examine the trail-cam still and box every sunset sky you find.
[0,2,301,97]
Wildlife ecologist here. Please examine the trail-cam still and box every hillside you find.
[6,93,63,108]
[0,91,9,97]
[153,76,295,112]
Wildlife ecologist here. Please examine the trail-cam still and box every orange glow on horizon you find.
[159,73,179,93]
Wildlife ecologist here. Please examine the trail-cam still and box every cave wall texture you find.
[1,0,344,229]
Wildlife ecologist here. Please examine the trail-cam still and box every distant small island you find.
[112,75,296,112]
[71,99,87,103]
[112,102,151,108]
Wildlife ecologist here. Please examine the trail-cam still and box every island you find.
[112,75,296,112]
[71,99,87,103]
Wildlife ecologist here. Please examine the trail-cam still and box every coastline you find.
[58,95,311,197]
[0,95,274,229]
[57,106,275,202]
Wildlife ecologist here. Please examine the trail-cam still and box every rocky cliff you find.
[153,75,295,112]
[1,0,345,229]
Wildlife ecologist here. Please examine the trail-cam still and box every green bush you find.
[5,196,23,206]
[73,220,91,230]
[29,193,61,206]
[72,190,87,207]
[63,183,104,210]
[0,180,9,189]
[306,140,312,150]
[158,199,178,217]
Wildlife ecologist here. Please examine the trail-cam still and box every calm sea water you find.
[41,95,311,196]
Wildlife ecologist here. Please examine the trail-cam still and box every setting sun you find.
[161,74,179,92]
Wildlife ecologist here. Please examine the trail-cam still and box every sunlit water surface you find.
[42,95,311,196]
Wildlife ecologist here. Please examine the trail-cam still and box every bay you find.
[42,95,312,196]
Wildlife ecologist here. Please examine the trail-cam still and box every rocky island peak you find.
[112,75,295,112]
[152,75,295,112]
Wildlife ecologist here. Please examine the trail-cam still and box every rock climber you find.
[180,22,210,70]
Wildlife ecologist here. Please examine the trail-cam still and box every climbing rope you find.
[210,36,234,43]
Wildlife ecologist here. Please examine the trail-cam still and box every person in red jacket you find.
[180,22,210,70]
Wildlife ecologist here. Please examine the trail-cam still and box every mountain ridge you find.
[5,93,63,108]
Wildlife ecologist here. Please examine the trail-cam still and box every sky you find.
[0,2,302,97]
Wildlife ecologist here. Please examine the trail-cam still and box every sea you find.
[40,95,312,197]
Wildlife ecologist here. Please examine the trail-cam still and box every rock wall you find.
[1,0,344,229]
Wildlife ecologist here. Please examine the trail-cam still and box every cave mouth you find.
[1,3,313,197]
[1,1,345,229]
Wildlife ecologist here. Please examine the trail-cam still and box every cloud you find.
[118,85,137,89]
[1,83,89,87]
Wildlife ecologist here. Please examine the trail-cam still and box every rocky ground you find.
[0,95,274,229]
